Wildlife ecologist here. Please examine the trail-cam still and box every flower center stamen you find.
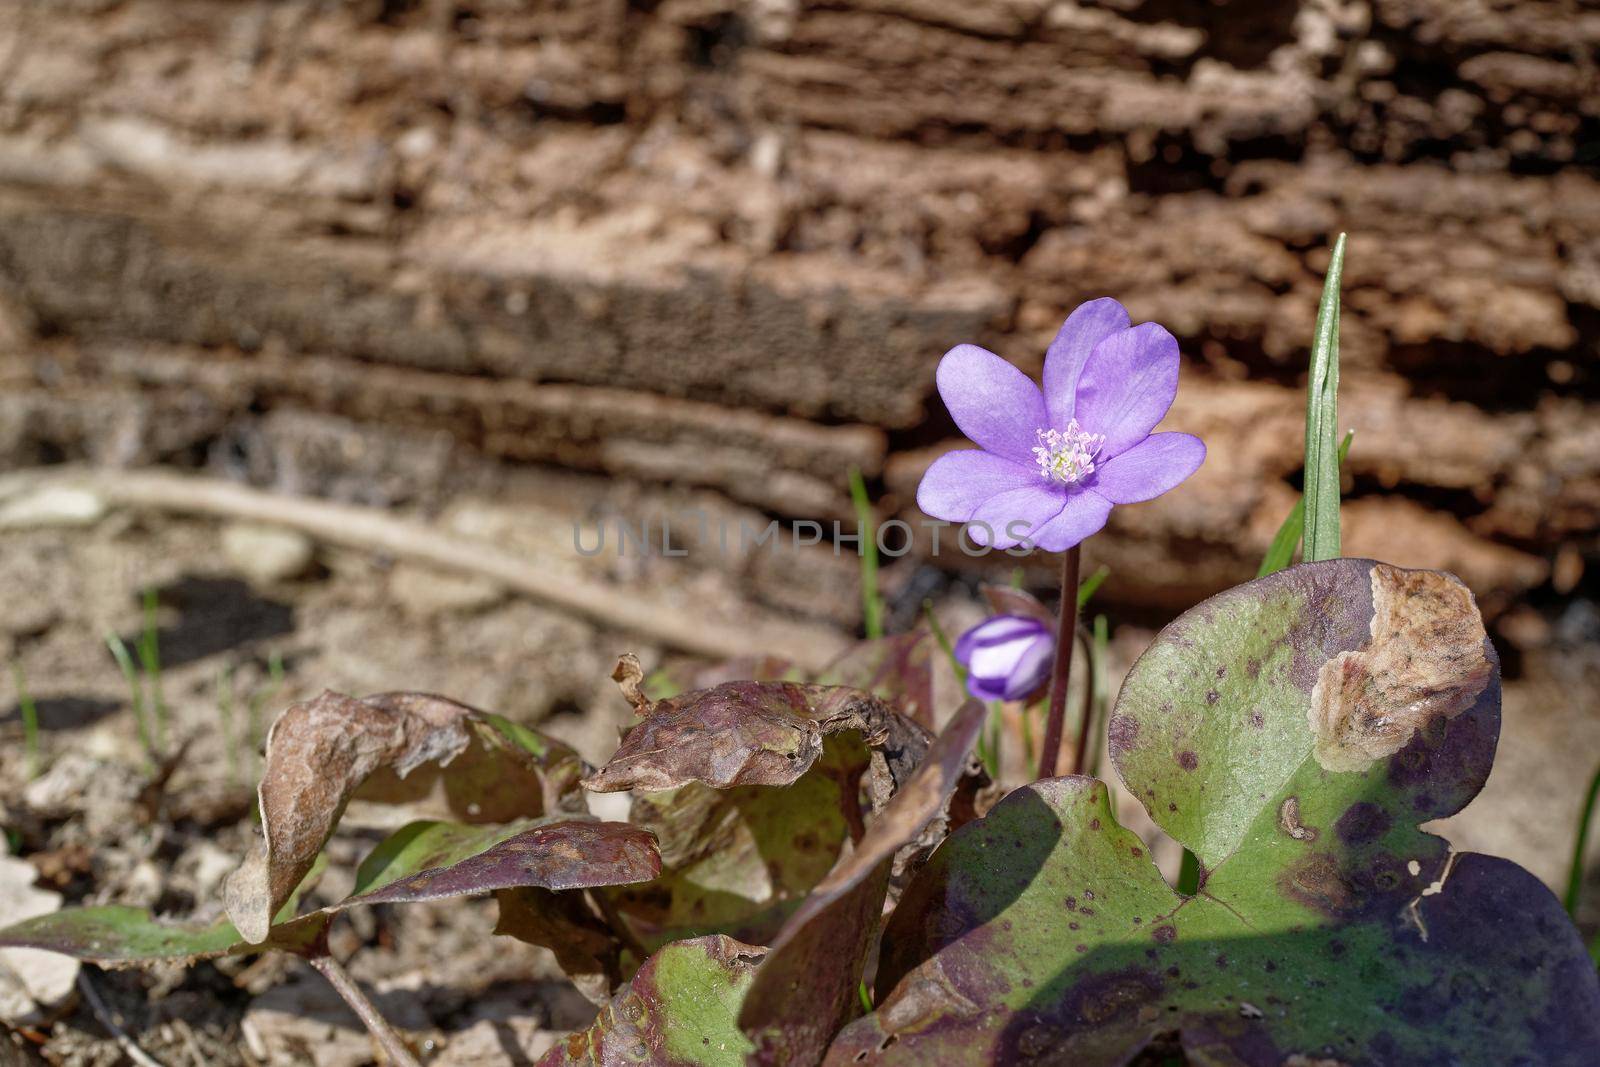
[1033,420,1105,485]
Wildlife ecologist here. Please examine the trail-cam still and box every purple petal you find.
[1026,489,1113,552]
[916,450,1039,523]
[967,485,1066,550]
[1042,298,1130,429]
[1073,323,1180,458]
[1000,635,1055,701]
[1090,433,1206,504]
[965,674,1011,702]
[954,615,1050,664]
[936,344,1048,464]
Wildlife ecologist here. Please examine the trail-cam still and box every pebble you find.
[221,522,315,585]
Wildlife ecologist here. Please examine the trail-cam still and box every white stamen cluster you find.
[1032,420,1105,485]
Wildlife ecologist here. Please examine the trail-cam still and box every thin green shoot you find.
[923,600,965,684]
[1077,565,1110,609]
[848,468,884,640]
[1259,431,1355,577]
[106,630,153,763]
[1302,233,1347,563]
[217,666,239,785]
[1565,760,1600,918]
[12,662,40,779]
[857,980,873,1013]
[136,588,167,752]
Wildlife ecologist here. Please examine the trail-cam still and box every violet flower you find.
[954,614,1055,702]
[917,298,1204,552]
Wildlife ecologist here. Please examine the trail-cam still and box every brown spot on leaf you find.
[1152,924,1177,943]
[1106,713,1139,756]
[1335,801,1392,845]
[1177,751,1199,771]
[1281,853,1360,918]
[1308,565,1492,773]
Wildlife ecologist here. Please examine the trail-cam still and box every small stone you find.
[0,855,79,1025]
[0,486,105,529]
[221,522,315,585]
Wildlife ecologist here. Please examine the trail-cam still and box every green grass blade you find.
[12,663,39,778]
[106,631,152,762]
[1302,233,1346,564]
[923,599,965,685]
[849,468,884,640]
[1258,431,1355,577]
[1566,761,1600,917]
[137,587,167,752]
[1076,565,1110,609]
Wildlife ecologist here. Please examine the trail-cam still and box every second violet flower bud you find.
[954,614,1055,703]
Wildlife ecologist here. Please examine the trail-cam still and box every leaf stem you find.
[1037,545,1081,780]
[308,955,423,1067]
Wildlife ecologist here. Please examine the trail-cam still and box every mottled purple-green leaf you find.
[340,818,659,907]
[225,690,587,943]
[0,907,328,967]
[0,859,329,966]
[739,698,988,1066]
[540,935,763,1067]
[831,560,1600,1066]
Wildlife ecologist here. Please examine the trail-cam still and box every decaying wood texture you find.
[0,0,1594,624]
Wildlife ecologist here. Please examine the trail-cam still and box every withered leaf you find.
[583,682,928,794]
[225,690,587,943]
[337,818,659,908]
[738,697,988,1066]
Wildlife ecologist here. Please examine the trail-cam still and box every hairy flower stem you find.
[1037,545,1081,779]
[309,955,423,1067]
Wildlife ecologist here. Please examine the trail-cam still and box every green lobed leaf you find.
[540,935,763,1067]
[1302,233,1346,564]
[832,559,1600,1066]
